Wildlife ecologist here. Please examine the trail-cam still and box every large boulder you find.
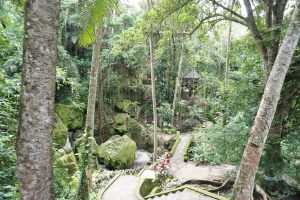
[108,113,154,151]
[98,135,137,169]
[52,114,68,148]
[114,113,129,125]
[127,118,153,152]
[111,114,153,151]
[55,104,83,130]
[126,118,142,139]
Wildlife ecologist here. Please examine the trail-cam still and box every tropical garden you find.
[0,0,299,199]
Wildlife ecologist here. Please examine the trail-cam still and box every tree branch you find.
[214,13,248,26]
[190,15,218,35]
[208,0,247,21]
[159,0,194,18]
[243,0,269,70]
[189,13,247,36]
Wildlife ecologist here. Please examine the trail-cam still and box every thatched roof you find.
[184,69,200,79]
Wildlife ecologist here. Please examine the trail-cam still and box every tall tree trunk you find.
[169,34,176,98]
[217,60,221,80]
[233,4,300,199]
[264,0,290,177]
[147,0,158,161]
[85,25,102,135]
[225,0,234,89]
[225,21,232,89]
[111,9,116,34]
[77,25,102,200]
[98,34,105,144]
[171,43,184,126]
[16,0,60,199]
[64,8,69,50]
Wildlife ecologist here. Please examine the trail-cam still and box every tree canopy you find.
[1,0,299,199]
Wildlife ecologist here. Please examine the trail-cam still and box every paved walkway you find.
[102,175,139,200]
[101,132,234,200]
[170,134,235,181]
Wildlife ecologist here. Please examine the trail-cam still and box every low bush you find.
[189,113,249,165]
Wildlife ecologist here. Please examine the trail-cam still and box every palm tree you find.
[76,1,116,199]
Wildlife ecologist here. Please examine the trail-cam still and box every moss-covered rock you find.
[55,150,78,175]
[126,101,141,118]
[107,135,120,141]
[110,113,154,151]
[102,116,119,140]
[114,113,129,125]
[127,118,154,152]
[116,100,141,118]
[115,99,131,111]
[121,84,151,103]
[126,118,142,138]
[113,114,130,134]
[53,114,68,148]
[55,104,83,130]
[115,124,128,133]
[98,135,137,169]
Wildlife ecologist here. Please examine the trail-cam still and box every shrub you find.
[281,132,300,181]
[0,70,20,199]
[189,113,249,165]
[157,102,172,125]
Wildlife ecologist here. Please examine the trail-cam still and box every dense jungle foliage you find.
[0,0,299,199]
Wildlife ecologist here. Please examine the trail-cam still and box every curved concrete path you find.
[170,133,235,181]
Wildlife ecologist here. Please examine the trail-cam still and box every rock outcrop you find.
[98,135,137,169]
[54,104,83,130]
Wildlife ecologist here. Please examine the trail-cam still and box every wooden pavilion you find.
[182,69,201,98]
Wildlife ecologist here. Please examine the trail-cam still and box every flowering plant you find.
[150,152,171,181]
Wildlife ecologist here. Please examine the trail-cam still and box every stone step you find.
[148,188,217,200]
[165,191,182,200]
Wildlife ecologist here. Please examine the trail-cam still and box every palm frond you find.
[79,0,117,46]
